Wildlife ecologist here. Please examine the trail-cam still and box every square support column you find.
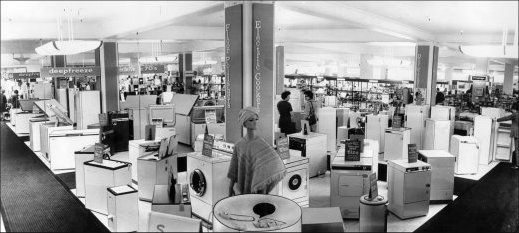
[414,43,439,106]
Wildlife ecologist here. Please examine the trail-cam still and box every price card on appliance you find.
[202,134,215,157]
[94,143,104,163]
[344,140,361,161]
[408,144,418,163]
[205,110,217,124]
[368,173,378,200]
[392,115,402,129]
[276,137,290,160]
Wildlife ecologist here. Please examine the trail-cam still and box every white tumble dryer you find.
[187,141,233,222]
[330,156,372,219]
[272,156,309,207]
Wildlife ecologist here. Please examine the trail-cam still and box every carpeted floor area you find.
[453,176,478,197]
[0,123,109,232]
[56,172,76,190]
[415,162,519,233]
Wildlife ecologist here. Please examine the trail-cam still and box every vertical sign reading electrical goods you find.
[225,4,243,143]
[252,3,274,146]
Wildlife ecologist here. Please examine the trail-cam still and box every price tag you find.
[392,115,402,129]
[94,143,104,163]
[349,133,365,153]
[205,110,217,124]
[408,144,418,163]
[368,173,378,200]
[276,137,290,160]
[202,134,215,157]
[344,140,361,161]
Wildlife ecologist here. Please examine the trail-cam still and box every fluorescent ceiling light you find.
[35,40,102,56]
[459,45,518,59]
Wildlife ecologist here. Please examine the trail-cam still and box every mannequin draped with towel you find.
[227,107,287,195]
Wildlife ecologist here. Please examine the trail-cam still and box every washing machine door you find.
[190,169,207,197]
[283,168,307,200]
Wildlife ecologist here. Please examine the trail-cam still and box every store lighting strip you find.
[35,40,102,56]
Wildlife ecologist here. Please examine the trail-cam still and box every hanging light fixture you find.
[35,9,102,56]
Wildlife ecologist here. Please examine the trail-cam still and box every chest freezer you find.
[474,115,497,165]
[330,156,372,219]
[29,118,53,151]
[318,107,337,153]
[288,132,328,177]
[366,114,388,152]
[137,152,178,202]
[405,104,430,150]
[48,129,100,170]
[171,94,199,145]
[40,124,74,161]
[423,119,452,151]
[190,122,225,146]
[387,159,431,219]
[418,150,455,201]
[14,112,42,134]
[107,185,138,232]
[84,159,131,215]
[383,128,411,161]
[128,139,162,182]
[450,135,479,175]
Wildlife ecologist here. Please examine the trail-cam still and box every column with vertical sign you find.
[414,43,439,106]
[225,4,244,143]
[252,3,275,146]
[276,46,284,95]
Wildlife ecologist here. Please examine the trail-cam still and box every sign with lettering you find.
[225,4,244,144]
[252,3,275,146]
[117,66,139,75]
[94,143,104,163]
[392,115,402,129]
[202,134,215,157]
[368,173,378,200]
[12,72,40,79]
[408,144,418,163]
[414,45,430,89]
[205,110,217,124]
[276,137,290,160]
[471,75,487,81]
[140,64,165,74]
[40,67,101,77]
[344,140,361,161]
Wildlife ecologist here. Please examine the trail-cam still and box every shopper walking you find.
[227,107,286,196]
[277,90,296,136]
[9,90,20,109]
[496,102,519,169]
[1,89,8,120]
[436,88,445,105]
[303,90,320,132]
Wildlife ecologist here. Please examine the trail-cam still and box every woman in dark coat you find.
[277,91,295,136]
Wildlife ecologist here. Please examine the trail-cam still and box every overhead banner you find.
[12,72,40,79]
[117,66,139,76]
[252,3,275,146]
[224,4,244,143]
[40,67,101,77]
[140,64,165,74]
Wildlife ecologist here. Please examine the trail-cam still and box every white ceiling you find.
[1,1,517,71]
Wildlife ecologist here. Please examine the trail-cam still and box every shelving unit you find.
[193,74,225,100]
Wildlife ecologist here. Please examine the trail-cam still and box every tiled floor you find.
[10,121,502,232]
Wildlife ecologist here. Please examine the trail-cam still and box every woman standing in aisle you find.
[277,91,296,136]
[227,107,286,196]
[303,90,320,132]
[496,102,519,169]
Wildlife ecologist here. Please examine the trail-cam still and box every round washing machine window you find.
[190,169,206,196]
[288,174,302,191]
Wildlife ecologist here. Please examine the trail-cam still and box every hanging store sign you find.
[225,4,244,143]
[40,67,101,77]
[117,66,139,75]
[12,72,40,79]
[252,3,275,146]
[140,64,165,74]
[471,75,488,81]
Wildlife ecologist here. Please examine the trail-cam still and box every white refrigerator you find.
[383,128,411,161]
[318,107,337,153]
[366,114,388,152]
[450,135,479,175]
[75,91,101,129]
[423,119,452,151]
[405,104,430,150]
[430,106,455,135]
[474,115,497,165]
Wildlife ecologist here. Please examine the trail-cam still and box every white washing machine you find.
[383,128,411,161]
[272,156,309,207]
[366,114,388,152]
[405,104,430,150]
[187,141,233,222]
[330,156,372,219]
[418,150,455,201]
[387,159,431,219]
